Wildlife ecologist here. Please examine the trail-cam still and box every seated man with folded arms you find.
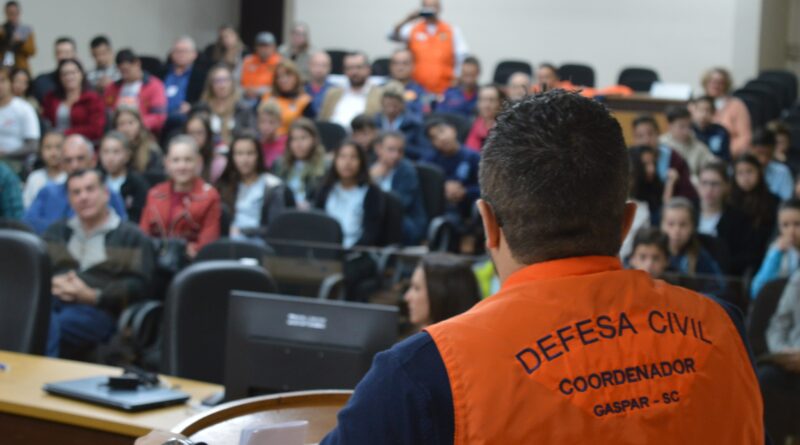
[44,168,153,358]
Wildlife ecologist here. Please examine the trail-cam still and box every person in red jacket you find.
[105,48,167,135]
[139,135,220,258]
[42,58,105,141]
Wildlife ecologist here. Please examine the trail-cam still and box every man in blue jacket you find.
[24,134,128,233]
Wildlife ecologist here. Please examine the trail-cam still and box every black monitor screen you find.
[224,291,399,401]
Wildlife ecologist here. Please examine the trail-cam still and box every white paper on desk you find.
[240,420,309,445]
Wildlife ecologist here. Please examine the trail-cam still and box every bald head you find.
[309,50,331,84]
[63,134,96,174]
[506,72,532,101]
[171,36,198,69]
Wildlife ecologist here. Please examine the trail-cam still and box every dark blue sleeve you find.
[109,190,129,221]
[23,186,55,234]
[320,332,454,445]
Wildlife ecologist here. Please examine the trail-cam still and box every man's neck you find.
[80,210,110,234]
[173,63,191,76]
[311,78,327,88]
[126,74,143,84]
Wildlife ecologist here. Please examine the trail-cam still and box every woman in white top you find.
[23,131,65,208]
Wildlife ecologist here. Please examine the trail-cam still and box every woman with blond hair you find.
[260,59,312,136]
[192,64,255,147]
[701,67,751,157]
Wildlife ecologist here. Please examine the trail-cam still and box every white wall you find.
[23,0,240,75]
[293,0,764,90]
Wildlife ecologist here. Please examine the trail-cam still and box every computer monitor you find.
[224,290,399,401]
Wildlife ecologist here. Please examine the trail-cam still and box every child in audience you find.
[660,197,724,279]
[631,116,698,203]
[750,128,794,201]
[351,114,380,164]
[257,102,287,170]
[23,131,65,208]
[273,117,327,209]
[629,145,671,224]
[184,113,226,183]
[216,132,292,240]
[731,154,780,266]
[436,56,480,118]
[768,120,792,164]
[405,253,482,329]
[751,199,800,298]
[690,96,731,162]
[465,84,505,152]
[659,105,718,181]
[98,131,149,223]
[627,227,670,279]
[113,106,164,176]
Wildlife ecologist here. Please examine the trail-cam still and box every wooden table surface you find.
[0,350,222,438]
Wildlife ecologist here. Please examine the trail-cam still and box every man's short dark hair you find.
[463,55,481,71]
[115,48,138,65]
[90,35,111,49]
[376,130,406,146]
[539,63,558,74]
[424,117,456,138]
[691,95,716,112]
[345,51,369,66]
[480,90,629,264]
[351,113,377,132]
[5,1,19,9]
[632,114,659,133]
[666,105,691,123]
[752,127,776,147]
[66,168,105,190]
[55,37,76,48]
[631,227,669,258]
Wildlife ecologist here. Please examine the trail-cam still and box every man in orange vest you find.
[389,0,468,96]
[320,90,768,444]
[240,32,280,104]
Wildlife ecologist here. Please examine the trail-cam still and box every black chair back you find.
[414,162,446,221]
[195,238,275,265]
[558,64,595,87]
[140,55,165,78]
[618,67,659,92]
[759,70,798,106]
[161,260,277,384]
[265,210,343,260]
[424,112,471,144]
[380,191,405,246]
[325,49,348,75]
[493,60,533,85]
[747,278,788,357]
[371,57,391,77]
[733,90,767,128]
[0,229,51,354]
[315,121,347,152]
[739,85,782,122]
[747,79,793,109]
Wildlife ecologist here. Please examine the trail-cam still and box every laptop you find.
[43,376,190,412]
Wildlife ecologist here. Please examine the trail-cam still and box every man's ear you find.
[477,199,501,250]
[621,201,638,242]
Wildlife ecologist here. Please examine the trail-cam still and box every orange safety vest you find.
[408,20,455,95]
[240,53,281,90]
[426,256,763,444]
[262,94,312,136]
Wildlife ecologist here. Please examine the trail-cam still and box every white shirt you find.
[117,80,143,108]
[325,183,368,248]
[619,199,650,260]
[330,85,371,129]
[394,20,469,75]
[0,97,40,153]
[106,175,126,195]
[699,212,722,237]
[233,173,282,229]
[23,169,66,209]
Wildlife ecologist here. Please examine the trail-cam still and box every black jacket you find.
[158,61,210,106]
[313,183,386,247]
[119,172,150,224]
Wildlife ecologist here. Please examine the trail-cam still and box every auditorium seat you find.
[139,55,165,77]
[618,67,659,92]
[558,63,595,87]
[325,49,348,75]
[414,162,454,251]
[315,120,347,152]
[747,278,788,357]
[371,57,391,77]
[759,70,798,107]
[492,60,533,85]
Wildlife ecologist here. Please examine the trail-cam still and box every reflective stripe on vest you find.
[408,21,455,95]
[425,256,764,444]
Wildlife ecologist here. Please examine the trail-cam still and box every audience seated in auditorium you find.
[0,1,35,71]
[278,22,312,81]
[183,112,225,183]
[422,118,480,234]
[626,227,670,279]
[661,198,724,293]
[10,66,37,111]
[436,55,480,117]
[160,36,208,137]
[404,253,481,329]
[750,128,794,201]
[731,154,780,267]
[319,51,382,129]
[751,199,800,298]
[659,105,717,182]
[387,48,427,120]
[139,135,220,258]
[42,58,106,141]
[273,117,326,209]
[697,162,760,276]
[256,102,286,169]
[192,64,255,148]
[631,115,698,203]
[23,131,64,208]
[701,67,751,157]
[0,159,22,219]
[112,106,164,175]
[86,35,120,95]
[690,95,731,162]
[465,83,505,151]
[261,59,312,136]
[32,36,76,102]
[240,31,280,104]
[374,81,424,159]
[351,113,379,164]
[505,71,531,102]
[389,0,469,95]
[105,49,167,134]
[204,25,248,80]
[44,168,153,358]
[769,121,792,165]
[304,50,332,118]
[0,64,39,170]
[24,134,128,233]
[216,132,292,240]
[98,131,148,223]
[370,131,427,245]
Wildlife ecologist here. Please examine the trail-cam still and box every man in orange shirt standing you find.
[240,32,280,105]
[389,0,468,96]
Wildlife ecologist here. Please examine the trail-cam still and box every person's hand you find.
[135,430,189,445]
[52,274,75,301]
[445,180,466,203]
[179,102,192,114]
[776,235,793,252]
[771,351,800,373]
[186,243,198,259]
[370,163,388,181]
[64,271,99,305]
[665,168,679,184]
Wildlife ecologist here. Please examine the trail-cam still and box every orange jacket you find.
[261,93,312,136]
[426,256,764,444]
[409,21,454,95]
[241,53,281,91]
